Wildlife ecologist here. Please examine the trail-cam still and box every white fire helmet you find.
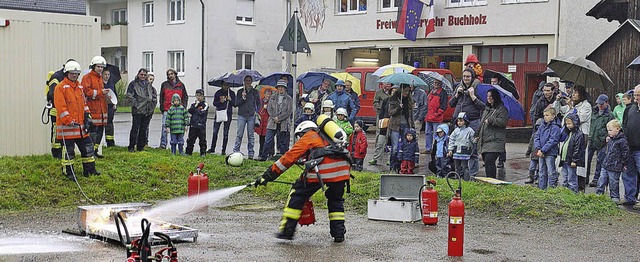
[336,107,348,117]
[322,100,334,109]
[90,56,106,67]
[295,121,318,137]
[226,152,244,167]
[303,102,315,113]
[63,61,82,74]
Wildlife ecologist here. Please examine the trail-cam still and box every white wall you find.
[0,10,101,156]
[558,0,620,58]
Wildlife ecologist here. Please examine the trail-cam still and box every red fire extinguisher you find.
[419,179,438,225]
[298,198,316,226]
[188,163,209,197]
[447,172,465,257]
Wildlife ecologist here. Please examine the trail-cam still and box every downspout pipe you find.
[200,0,205,94]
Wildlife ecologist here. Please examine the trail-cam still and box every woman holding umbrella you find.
[477,89,510,178]
[388,84,415,172]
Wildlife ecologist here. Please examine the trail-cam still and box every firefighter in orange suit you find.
[81,56,108,158]
[254,121,351,242]
[55,60,100,181]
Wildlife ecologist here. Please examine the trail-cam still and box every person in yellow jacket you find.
[81,56,109,157]
[55,60,101,181]
[254,121,351,243]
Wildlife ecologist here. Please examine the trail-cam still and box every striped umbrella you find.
[372,63,416,77]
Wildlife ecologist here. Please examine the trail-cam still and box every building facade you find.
[88,0,290,96]
[295,0,618,124]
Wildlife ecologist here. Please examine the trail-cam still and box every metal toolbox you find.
[367,199,421,222]
[379,174,425,200]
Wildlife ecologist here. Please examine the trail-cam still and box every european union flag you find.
[403,0,423,41]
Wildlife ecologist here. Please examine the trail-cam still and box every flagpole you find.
[291,8,299,139]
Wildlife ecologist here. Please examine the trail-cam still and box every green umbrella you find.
[376,72,427,86]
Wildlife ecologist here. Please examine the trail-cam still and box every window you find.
[143,2,154,25]
[112,9,127,24]
[169,0,185,23]
[364,72,380,92]
[338,0,366,13]
[380,0,400,11]
[236,0,254,24]
[527,48,538,63]
[502,47,514,63]
[491,48,501,63]
[447,0,487,7]
[143,52,154,72]
[479,45,548,64]
[168,51,185,75]
[114,55,127,73]
[502,0,548,3]
[514,47,526,63]
[539,46,548,63]
[236,52,253,70]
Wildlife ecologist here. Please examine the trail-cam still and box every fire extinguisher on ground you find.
[419,179,438,225]
[298,198,316,226]
[447,172,465,257]
[188,163,209,197]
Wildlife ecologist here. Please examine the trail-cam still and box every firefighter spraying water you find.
[251,118,352,242]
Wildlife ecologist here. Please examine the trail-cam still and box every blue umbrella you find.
[476,84,526,121]
[377,72,427,86]
[259,72,293,96]
[297,72,338,92]
[207,72,243,87]
[219,69,264,86]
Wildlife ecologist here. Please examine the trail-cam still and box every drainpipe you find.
[200,0,205,94]
[554,0,560,58]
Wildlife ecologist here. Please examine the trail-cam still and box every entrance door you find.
[525,74,546,126]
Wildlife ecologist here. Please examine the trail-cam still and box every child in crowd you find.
[335,108,353,137]
[596,119,629,204]
[558,113,585,193]
[397,128,419,174]
[321,100,335,118]
[165,94,189,155]
[533,107,561,190]
[432,123,450,178]
[348,120,367,171]
[448,112,475,180]
[255,87,273,156]
[185,89,209,156]
[525,119,543,184]
[464,54,484,82]
[613,93,625,123]
[295,102,315,127]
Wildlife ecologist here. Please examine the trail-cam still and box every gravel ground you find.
[2,190,640,262]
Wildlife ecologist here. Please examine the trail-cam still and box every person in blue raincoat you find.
[327,80,357,123]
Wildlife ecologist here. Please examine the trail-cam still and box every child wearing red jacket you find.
[348,120,368,171]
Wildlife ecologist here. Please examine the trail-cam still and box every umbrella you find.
[104,64,121,86]
[377,72,427,86]
[297,72,338,92]
[417,71,453,93]
[547,56,614,91]
[540,67,558,77]
[372,63,416,77]
[330,72,361,95]
[207,72,243,87]
[214,69,264,86]
[259,72,293,96]
[476,84,525,121]
[627,55,640,70]
[482,69,520,100]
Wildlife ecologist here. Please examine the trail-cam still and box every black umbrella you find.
[104,64,121,86]
[482,69,520,100]
[540,67,558,77]
[627,55,640,70]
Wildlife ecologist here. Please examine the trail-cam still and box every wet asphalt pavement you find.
[1,113,639,261]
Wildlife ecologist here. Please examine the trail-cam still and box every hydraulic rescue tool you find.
[419,179,438,225]
[446,172,465,257]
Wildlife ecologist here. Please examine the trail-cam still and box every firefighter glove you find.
[254,177,268,187]
[262,167,277,182]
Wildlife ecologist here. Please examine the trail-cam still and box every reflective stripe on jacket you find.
[54,77,90,139]
[271,130,350,183]
[81,70,107,126]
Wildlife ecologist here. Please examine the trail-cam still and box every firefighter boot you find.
[330,220,346,243]
[525,171,535,184]
[275,218,297,240]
